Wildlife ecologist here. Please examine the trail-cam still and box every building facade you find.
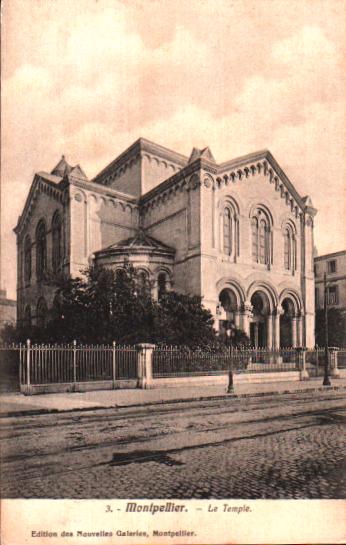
[14,138,317,347]
[314,251,346,311]
[0,289,16,328]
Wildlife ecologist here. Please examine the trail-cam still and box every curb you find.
[0,384,345,418]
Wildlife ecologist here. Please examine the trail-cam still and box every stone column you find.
[296,315,303,347]
[291,317,297,347]
[241,302,252,338]
[266,314,273,348]
[273,307,283,349]
[136,343,156,389]
[329,347,340,378]
[234,311,240,329]
[296,347,308,380]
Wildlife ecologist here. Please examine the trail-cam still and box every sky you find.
[1,0,345,299]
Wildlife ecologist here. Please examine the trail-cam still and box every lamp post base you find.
[323,375,331,386]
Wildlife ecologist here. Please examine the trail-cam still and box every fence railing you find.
[338,350,346,369]
[0,342,343,393]
[152,347,299,377]
[9,341,138,386]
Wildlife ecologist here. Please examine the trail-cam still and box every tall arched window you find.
[223,208,232,255]
[283,223,296,272]
[259,219,267,264]
[52,212,62,273]
[251,217,258,262]
[23,305,31,328]
[24,235,32,284]
[251,208,271,265]
[138,271,150,297]
[158,272,167,300]
[221,200,239,258]
[36,220,47,281]
[36,297,47,329]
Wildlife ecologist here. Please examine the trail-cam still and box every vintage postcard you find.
[1,0,346,544]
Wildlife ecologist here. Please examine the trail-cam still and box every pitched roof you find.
[95,230,175,257]
[188,147,216,164]
[51,155,72,177]
[68,164,88,181]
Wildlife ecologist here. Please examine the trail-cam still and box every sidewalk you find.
[1,377,346,417]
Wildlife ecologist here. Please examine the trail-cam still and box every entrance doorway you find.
[250,291,270,348]
[250,322,266,348]
[280,298,295,347]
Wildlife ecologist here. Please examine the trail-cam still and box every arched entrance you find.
[280,298,295,347]
[250,291,271,348]
[218,288,239,340]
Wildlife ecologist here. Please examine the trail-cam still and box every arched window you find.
[251,208,271,265]
[158,272,167,300]
[251,217,258,262]
[137,271,150,297]
[223,208,232,255]
[221,200,239,258]
[283,224,296,272]
[36,220,47,281]
[52,212,62,273]
[24,235,32,284]
[37,297,47,329]
[284,228,290,269]
[259,219,267,264]
[23,305,31,328]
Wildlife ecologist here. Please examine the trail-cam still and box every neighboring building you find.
[314,251,346,311]
[14,138,317,347]
[0,288,16,328]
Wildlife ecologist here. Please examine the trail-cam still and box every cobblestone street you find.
[1,390,345,499]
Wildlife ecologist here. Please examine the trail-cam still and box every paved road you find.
[1,390,345,499]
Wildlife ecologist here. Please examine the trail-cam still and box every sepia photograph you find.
[1,0,346,543]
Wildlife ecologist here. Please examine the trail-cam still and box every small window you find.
[36,220,47,281]
[328,260,336,273]
[328,286,338,305]
[314,264,317,276]
[158,273,167,300]
[24,235,32,284]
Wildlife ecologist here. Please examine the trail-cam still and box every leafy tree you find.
[315,308,346,348]
[7,264,251,348]
[152,291,217,348]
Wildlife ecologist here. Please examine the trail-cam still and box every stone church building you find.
[15,138,317,347]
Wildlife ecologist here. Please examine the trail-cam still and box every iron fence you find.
[0,344,22,392]
[152,346,299,378]
[306,348,328,377]
[1,342,138,386]
[338,350,346,369]
[1,342,344,389]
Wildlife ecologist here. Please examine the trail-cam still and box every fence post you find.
[26,339,31,390]
[296,347,308,380]
[112,341,116,388]
[136,343,155,389]
[329,347,340,378]
[73,340,77,391]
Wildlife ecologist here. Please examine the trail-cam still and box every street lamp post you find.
[323,272,331,386]
[226,322,235,394]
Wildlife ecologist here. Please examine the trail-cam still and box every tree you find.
[315,308,346,348]
[9,265,252,347]
[152,291,217,347]
[10,264,221,346]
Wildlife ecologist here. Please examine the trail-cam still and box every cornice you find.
[95,246,175,259]
[14,175,64,236]
[69,178,138,205]
[92,137,187,186]
[140,160,201,206]
[314,250,346,261]
[216,150,308,217]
